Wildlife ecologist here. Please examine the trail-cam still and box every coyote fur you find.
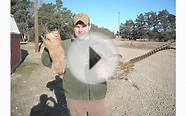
[44,31,66,76]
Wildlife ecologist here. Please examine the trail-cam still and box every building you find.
[10,14,21,73]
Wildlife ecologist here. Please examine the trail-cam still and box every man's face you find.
[74,24,90,39]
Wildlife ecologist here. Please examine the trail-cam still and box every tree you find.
[157,9,176,41]
[145,11,158,31]
[119,9,176,41]
[134,13,146,39]
[55,0,63,12]
[120,20,135,40]
[167,14,176,40]
[11,0,34,42]
[157,9,170,32]
[38,1,73,40]
[168,14,176,32]
[38,3,56,37]
[11,0,18,14]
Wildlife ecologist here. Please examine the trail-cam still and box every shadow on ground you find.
[30,75,69,116]
[11,49,29,74]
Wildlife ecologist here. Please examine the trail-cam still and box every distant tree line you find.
[11,0,115,42]
[117,10,176,42]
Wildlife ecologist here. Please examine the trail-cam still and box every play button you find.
[67,32,120,84]
[89,47,101,69]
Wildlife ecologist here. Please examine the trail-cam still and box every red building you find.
[10,14,21,73]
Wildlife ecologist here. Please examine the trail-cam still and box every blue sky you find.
[40,0,176,33]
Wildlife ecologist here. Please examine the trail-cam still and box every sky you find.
[40,0,176,33]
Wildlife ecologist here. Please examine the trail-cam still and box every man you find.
[41,13,112,116]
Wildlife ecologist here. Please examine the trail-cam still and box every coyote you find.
[44,31,66,76]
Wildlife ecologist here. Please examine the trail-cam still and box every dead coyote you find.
[44,31,66,76]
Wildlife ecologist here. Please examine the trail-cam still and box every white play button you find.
[67,32,120,84]
[89,46,101,69]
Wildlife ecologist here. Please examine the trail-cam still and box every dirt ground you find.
[11,40,176,116]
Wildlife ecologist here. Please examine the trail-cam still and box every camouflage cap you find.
[73,13,90,26]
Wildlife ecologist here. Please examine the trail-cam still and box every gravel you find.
[11,41,176,116]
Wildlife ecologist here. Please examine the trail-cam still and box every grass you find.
[15,61,40,78]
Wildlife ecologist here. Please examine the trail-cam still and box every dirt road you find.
[11,40,176,116]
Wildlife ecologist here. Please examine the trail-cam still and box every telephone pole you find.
[34,0,39,52]
[118,11,120,38]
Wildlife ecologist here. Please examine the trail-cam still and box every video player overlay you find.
[67,32,121,84]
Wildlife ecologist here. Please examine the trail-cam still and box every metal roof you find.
[10,14,20,34]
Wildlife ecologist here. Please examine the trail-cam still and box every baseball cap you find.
[73,13,90,26]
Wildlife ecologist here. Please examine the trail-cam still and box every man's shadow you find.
[30,76,69,116]
[30,94,57,116]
